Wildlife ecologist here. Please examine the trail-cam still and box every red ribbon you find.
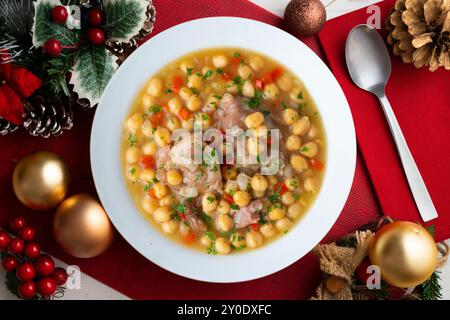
[0,51,42,125]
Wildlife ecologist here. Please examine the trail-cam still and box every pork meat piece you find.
[232,199,264,229]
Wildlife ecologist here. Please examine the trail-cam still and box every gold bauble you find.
[13,151,70,210]
[53,194,113,258]
[369,221,437,288]
[284,0,326,37]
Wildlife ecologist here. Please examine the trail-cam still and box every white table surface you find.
[1,0,447,300]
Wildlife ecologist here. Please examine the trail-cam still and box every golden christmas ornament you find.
[13,151,69,210]
[369,221,438,288]
[284,0,327,37]
[386,0,450,71]
[53,194,113,258]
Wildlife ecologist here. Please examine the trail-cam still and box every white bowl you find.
[91,17,356,283]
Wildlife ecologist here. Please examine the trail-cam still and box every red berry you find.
[51,267,68,285]
[37,277,57,297]
[2,256,18,272]
[9,238,24,254]
[10,217,26,231]
[18,281,36,299]
[18,227,35,241]
[0,230,10,249]
[34,254,55,276]
[87,27,105,45]
[16,263,36,282]
[24,242,41,259]
[88,8,103,26]
[44,39,62,57]
[51,5,68,24]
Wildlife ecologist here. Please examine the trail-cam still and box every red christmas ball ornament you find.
[51,267,68,285]
[51,5,68,24]
[34,254,55,276]
[44,39,62,57]
[2,256,18,272]
[19,227,35,241]
[10,217,26,231]
[9,238,24,254]
[88,7,103,26]
[87,27,105,45]
[24,242,41,259]
[18,282,36,299]
[0,230,11,249]
[37,277,57,297]
[16,263,36,282]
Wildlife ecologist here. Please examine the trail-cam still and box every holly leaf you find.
[104,0,148,42]
[32,0,80,47]
[70,45,117,106]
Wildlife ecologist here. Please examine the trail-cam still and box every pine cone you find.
[23,95,74,138]
[0,117,19,135]
[386,0,450,71]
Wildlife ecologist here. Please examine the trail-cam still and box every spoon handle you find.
[377,93,438,222]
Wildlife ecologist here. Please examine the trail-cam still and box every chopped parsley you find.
[216,68,223,75]
[172,203,186,213]
[143,181,152,192]
[170,213,181,221]
[164,88,173,94]
[230,203,239,210]
[244,90,263,109]
[204,231,216,241]
[194,172,204,182]
[293,193,300,201]
[262,110,271,117]
[281,101,288,110]
[128,134,137,147]
[300,146,310,153]
[289,179,298,189]
[297,102,307,112]
[186,67,194,75]
[234,52,241,58]
[202,213,213,230]
[206,196,215,203]
[297,91,304,99]
[256,154,261,163]
[148,105,162,114]
[213,94,222,100]
[268,192,281,204]
[201,114,209,121]
[152,177,159,183]
[207,242,217,255]
[190,87,200,95]
[202,70,214,79]
[129,167,136,175]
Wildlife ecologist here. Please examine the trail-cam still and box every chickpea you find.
[282,108,299,125]
[181,117,194,130]
[276,74,293,91]
[153,206,171,223]
[126,113,144,133]
[141,94,156,111]
[263,83,279,100]
[267,175,278,186]
[281,192,296,206]
[242,81,255,98]
[187,73,203,90]
[217,199,231,214]
[307,124,319,139]
[200,234,212,247]
[290,154,308,173]
[248,55,264,71]
[275,217,293,232]
[238,64,252,79]
[202,192,218,212]
[290,87,305,102]
[255,125,268,138]
[225,80,238,94]
[260,223,277,238]
[180,60,195,74]
[162,219,179,234]
[244,112,264,129]
[203,94,220,113]
[247,137,259,155]
[246,231,263,248]
[153,182,169,199]
[166,117,180,132]
[225,180,239,194]
[142,141,157,156]
[142,197,159,214]
[285,135,301,151]
[251,174,268,192]
[126,165,138,181]
[139,168,156,183]
[253,190,265,198]
[126,146,141,163]
[300,142,319,158]
[141,120,154,138]
[292,116,311,136]
[179,221,190,235]
[217,214,234,232]
[287,202,303,220]
[284,177,299,191]
[178,86,192,102]
[159,194,176,207]
[146,78,164,97]
[269,206,285,221]
[230,233,246,249]
[304,177,321,193]
[215,237,231,254]
[187,95,202,112]
[222,166,238,180]
[194,112,211,130]
[166,169,182,186]
[154,127,171,147]
[233,191,251,207]
[212,54,228,68]
[168,97,183,115]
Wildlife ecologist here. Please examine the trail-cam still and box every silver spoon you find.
[345,24,438,222]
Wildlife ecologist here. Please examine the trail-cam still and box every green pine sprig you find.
[421,271,442,300]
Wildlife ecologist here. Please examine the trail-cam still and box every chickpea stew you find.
[121,48,326,255]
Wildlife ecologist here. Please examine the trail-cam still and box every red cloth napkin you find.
[319,0,450,242]
[0,0,380,299]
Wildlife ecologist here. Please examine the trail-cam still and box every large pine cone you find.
[386,0,450,71]
[0,117,18,135]
[23,95,74,138]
